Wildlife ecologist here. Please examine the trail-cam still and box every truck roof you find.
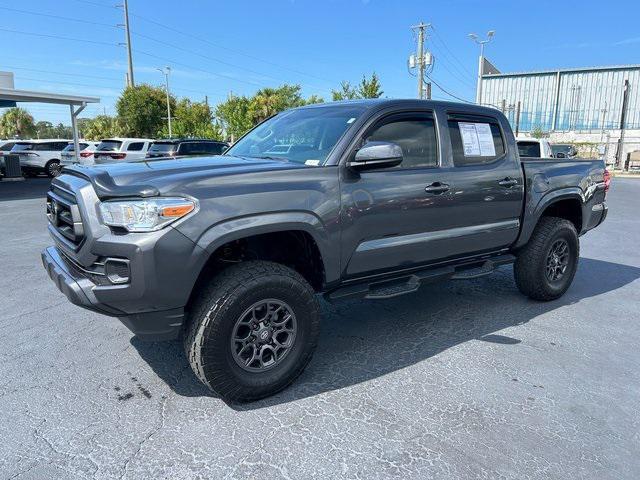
[297,98,503,116]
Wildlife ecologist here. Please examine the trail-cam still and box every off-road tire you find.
[514,217,579,301]
[184,261,320,402]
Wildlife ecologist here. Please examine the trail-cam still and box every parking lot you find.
[0,177,638,479]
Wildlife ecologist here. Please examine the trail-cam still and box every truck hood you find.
[63,155,306,199]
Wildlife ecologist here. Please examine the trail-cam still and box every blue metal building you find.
[481,64,640,132]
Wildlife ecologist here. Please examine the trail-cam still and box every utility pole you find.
[119,0,135,87]
[468,30,495,105]
[158,67,172,137]
[410,22,432,99]
[616,79,630,170]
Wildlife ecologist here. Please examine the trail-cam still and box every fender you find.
[514,187,584,249]
[192,211,340,284]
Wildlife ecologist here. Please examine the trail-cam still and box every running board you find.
[326,254,515,302]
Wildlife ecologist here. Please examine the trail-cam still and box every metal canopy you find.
[0,88,99,106]
[0,87,100,162]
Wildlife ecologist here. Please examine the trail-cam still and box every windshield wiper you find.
[254,155,290,162]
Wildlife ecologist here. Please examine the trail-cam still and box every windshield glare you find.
[226,106,365,165]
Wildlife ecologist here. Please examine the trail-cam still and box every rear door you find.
[442,112,524,253]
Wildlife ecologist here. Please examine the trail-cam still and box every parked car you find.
[516,137,555,158]
[551,143,578,158]
[60,141,100,167]
[0,140,17,176]
[42,99,608,402]
[93,138,153,164]
[11,139,70,177]
[146,139,229,159]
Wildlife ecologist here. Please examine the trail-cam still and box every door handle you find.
[498,177,518,188]
[425,182,450,194]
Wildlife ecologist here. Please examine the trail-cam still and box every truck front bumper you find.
[41,246,185,340]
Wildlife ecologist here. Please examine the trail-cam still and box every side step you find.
[326,254,515,302]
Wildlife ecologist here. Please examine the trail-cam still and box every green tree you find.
[35,121,54,138]
[530,125,549,139]
[82,115,121,141]
[332,73,384,101]
[357,72,383,98]
[331,81,359,101]
[305,95,325,105]
[249,84,305,123]
[215,95,253,141]
[0,107,36,138]
[77,118,93,138]
[160,99,222,139]
[116,84,175,137]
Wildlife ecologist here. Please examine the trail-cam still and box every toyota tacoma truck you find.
[41,100,609,402]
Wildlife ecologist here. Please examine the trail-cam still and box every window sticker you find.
[458,122,496,157]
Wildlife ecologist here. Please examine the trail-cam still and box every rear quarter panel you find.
[515,158,607,249]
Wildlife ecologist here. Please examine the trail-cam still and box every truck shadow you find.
[130,257,640,407]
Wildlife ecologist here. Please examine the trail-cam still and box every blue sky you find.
[1,0,639,124]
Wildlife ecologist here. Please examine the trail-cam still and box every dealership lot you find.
[1,178,639,479]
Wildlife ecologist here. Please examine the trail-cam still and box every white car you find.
[11,139,71,177]
[516,137,555,159]
[60,141,100,167]
[93,138,153,164]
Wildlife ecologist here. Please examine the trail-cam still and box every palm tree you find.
[0,107,36,138]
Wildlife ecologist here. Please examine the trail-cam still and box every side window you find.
[180,143,195,154]
[205,143,224,154]
[517,141,541,158]
[365,116,438,168]
[448,116,505,166]
[127,142,144,151]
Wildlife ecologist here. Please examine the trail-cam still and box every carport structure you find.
[0,86,100,162]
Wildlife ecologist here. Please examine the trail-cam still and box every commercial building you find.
[481,64,640,168]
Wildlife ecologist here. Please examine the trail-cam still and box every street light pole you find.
[468,30,495,105]
[158,66,172,138]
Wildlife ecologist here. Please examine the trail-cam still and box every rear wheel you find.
[184,261,320,402]
[514,217,579,301]
[45,160,61,178]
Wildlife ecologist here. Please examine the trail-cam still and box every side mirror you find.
[221,145,229,154]
[556,152,566,158]
[348,141,403,171]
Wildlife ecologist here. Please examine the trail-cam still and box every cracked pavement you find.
[1,178,639,479]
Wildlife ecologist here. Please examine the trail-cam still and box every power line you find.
[0,27,116,47]
[430,27,474,77]
[129,12,335,85]
[0,6,115,28]
[425,74,473,104]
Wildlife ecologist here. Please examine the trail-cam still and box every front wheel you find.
[514,217,579,301]
[184,261,320,402]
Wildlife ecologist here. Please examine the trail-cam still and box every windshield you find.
[97,140,123,152]
[148,142,176,154]
[552,145,573,155]
[517,141,541,158]
[226,105,366,165]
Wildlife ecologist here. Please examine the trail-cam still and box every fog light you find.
[105,259,130,284]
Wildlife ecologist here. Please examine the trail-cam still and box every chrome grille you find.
[46,184,85,249]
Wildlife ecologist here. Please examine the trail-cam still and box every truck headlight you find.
[98,197,198,232]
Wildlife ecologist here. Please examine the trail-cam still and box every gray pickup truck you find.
[42,100,609,401]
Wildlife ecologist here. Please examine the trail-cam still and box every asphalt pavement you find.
[1,177,639,479]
